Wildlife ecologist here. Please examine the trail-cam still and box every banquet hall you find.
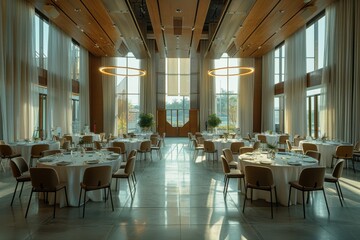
[1,0,360,239]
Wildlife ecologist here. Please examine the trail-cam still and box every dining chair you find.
[151,138,162,159]
[81,135,94,148]
[286,139,302,153]
[222,148,238,169]
[192,139,204,161]
[112,156,136,195]
[0,144,21,172]
[278,135,289,150]
[301,142,318,154]
[203,140,218,164]
[242,165,277,218]
[325,159,345,206]
[305,150,321,164]
[42,149,62,157]
[0,140,5,145]
[252,141,260,150]
[331,145,354,172]
[230,141,245,155]
[288,167,329,219]
[221,156,244,198]
[120,149,138,184]
[196,136,205,145]
[61,140,71,151]
[137,140,151,161]
[293,136,305,147]
[112,141,127,160]
[354,141,360,162]
[78,165,114,218]
[63,135,74,147]
[94,141,102,150]
[257,134,267,149]
[30,144,49,167]
[106,147,122,155]
[9,157,31,206]
[239,147,254,155]
[25,167,69,218]
[188,132,194,148]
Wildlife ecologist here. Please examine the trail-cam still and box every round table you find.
[239,152,318,205]
[37,151,121,207]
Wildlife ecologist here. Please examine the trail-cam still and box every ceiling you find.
[28,0,335,59]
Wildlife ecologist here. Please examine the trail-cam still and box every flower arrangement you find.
[138,113,155,131]
[207,114,221,130]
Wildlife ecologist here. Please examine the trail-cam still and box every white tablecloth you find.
[10,141,60,165]
[298,140,351,167]
[239,152,318,205]
[37,152,121,207]
[211,139,250,159]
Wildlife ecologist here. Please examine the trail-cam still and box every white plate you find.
[56,161,71,166]
[84,160,100,164]
[260,160,272,165]
[288,161,302,166]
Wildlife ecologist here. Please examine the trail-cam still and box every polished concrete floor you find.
[1,137,360,240]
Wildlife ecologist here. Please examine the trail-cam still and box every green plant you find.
[207,114,221,129]
[138,113,154,130]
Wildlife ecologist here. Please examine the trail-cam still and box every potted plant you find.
[207,114,221,132]
[138,113,155,132]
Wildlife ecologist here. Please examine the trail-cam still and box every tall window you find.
[70,43,80,133]
[116,53,141,134]
[274,44,285,84]
[274,96,284,133]
[165,58,190,128]
[214,53,239,132]
[35,13,49,70]
[307,88,321,138]
[306,14,325,73]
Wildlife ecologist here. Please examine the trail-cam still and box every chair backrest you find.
[204,141,215,152]
[99,132,106,142]
[62,141,70,150]
[82,165,112,188]
[293,137,305,147]
[42,149,62,157]
[30,167,60,191]
[10,157,29,178]
[221,156,231,174]
[139,140,151,151]
[286,140,292,150]
[150,136,158,146]
[305,150,321,163]
[0,144,14,157]
[230,142,245,154]
[245,165,274,187]
[332,159,345,179]
[354,141,360,151]
[257,134,267,143]
[112,142,126,154]
[240,146,254,154]
[278,135,289,144]
[252,141,260,150]
[106,147,121,154]
[63,135,73,144]
[298,167,325,189]
[302,143,318,154]
[124,156,136,174]
[197,136,205,144]
[335,145,353,158]
[31,144,50,157]
[94,141,102,150]
[0,140,5,145]
[127,149,137,160]
[222,148,234,163]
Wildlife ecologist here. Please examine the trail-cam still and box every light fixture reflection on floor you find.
[208,66,254,77]
[99,66,146,77]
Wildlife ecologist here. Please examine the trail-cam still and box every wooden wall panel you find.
[189,109,198,134]
[253,57,262,133]
[157,109,166,135]
[89,54,103,133]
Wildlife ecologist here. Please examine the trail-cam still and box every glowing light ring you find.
[99,66,146,77]
[208,66,255,77]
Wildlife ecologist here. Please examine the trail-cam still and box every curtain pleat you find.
[79,46,90,132]
[261,50,275,132]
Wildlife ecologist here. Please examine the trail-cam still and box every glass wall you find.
[306,14,325,73]
[214,53,239,132]
[274,44,285,84]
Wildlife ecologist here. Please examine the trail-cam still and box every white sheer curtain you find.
[238,58,255,136]
[321,0,360,142]
[102,57,116,135]
[261,50,275,132]
[47,23,72,137]
[284,27,307,136]
[199,40,213,131]
[0,0,38,142]
[79,46,90,130]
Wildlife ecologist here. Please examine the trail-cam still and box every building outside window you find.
[306,14,325,73]
[274,44,285,84]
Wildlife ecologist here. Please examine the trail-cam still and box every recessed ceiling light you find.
[175,9,182,13]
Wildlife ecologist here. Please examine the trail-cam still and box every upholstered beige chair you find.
[331,145,354,172]
[81,135,93,148]
[239,147,254,155]
[137,140,151,161]
[112,141,127,160]
[30,144,49,167]
[305,150,321,164]
[230,141,245,155]
[9,157,31,206]
[78,165,113,218]
[192,139,204,161]
[278,135,289,150]
[301,143,318,155]
[106,147,122,155]
[221,156,244,198]
[252,141,260,150]
[288,167,329,219]
[120,150,138,184]
[222,148,238,169]
[26,167,69,218]
[151,137,162,159]
[0,144,21,172]
[112,156,136,195]
[286,140,302,153]
[42,149,62,157]
[325,159,345,206]
[243,165,277,218]
[63,135,74,147]
[203,140,218,164]
[257,134,267,148]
